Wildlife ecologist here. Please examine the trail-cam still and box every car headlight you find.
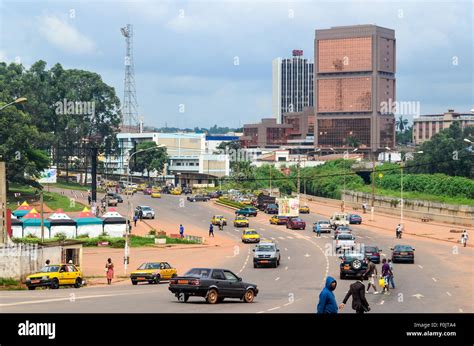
[42,276,49,280]
[26,278,31,281]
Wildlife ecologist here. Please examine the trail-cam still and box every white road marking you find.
[283,302,293,306]
[381,253,386,257]
[257,311,265,314]
[418,265,423,269]
[459,308,463,313]
[432,277,437,282]
[267,306,281,311]
[379,300,385,305]
[287,256,291,260]
[275,277,280,281]
[278,237,285,240]
[412,294,424,299]
[271,237,275,240]
[322,235,328,238]
[446,291,452,296]
[286,236,294,239]
[284,248,288,251]
[304,253,310,258]
[285,266,288,270]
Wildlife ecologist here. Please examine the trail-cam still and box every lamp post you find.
[0,97,27,111]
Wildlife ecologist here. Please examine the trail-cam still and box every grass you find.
[7,184,85,212]
[354,185,474,206]
[52,181,92,191]
[0,278,25,290]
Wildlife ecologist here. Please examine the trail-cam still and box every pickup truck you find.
[169,268,258,304]
[329,212,349,229]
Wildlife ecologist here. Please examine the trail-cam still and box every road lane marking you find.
[379,300,385,305]
[287,256,291,260]
[432,277,437,282]
[446,291,452,296]
[285,266,288,270]
[278,237,285,240]
[283,302,292,306]
[267,306,281,311]
[257,311,265,314]
[275,277,280,281]
[284,248,288,251]
[304,253,310,258]
[418,265,423,269]
[459,308,463,313]
[286,236,294,239]
[271,237,275,240]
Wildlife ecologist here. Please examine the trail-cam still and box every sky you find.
[0,0,472,128]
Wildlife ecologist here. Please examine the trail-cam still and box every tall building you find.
[272,50,314,124]
[314,25,396,153]
[413,109,474,145]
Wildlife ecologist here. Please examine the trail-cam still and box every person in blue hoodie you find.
[317,276,338,314]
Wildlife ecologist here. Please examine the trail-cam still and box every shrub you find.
[55,232,67,241]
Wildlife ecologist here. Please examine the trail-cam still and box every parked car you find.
[269,215,289,225]
[242,229,261,243]
[211,215,227,226]
[25,264,83,290]
[363,246,382,264]
[183,187,193,195]
[130,262,177,285]
[106,192,123,203]
[286,217,306,230]
[187,194,210,202]
[391,245,415,263]
[135,206,155,219]
[348,214,362,224]
[339,253,368,279]
[208,191,222,199]
[299,205,310,214]
[313,220,332,233]
[329,212,349,229]
[335,233,356,253]
[233,216,249,227]
[253,242,280,268]
[235,207,258,217]
[169,268,258,304]
[170,187,182,195]
[264,203,279,214]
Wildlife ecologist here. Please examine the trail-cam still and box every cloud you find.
[38,15,95,54]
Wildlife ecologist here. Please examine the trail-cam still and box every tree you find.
[396,125,413,145]
[346,136,361,148]
[129,142,168,180]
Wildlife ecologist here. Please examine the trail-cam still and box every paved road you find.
[1,192,472,313]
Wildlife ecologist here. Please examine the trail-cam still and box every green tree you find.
[129,142,168,180]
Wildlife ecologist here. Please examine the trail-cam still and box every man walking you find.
[138,208,143,222]
[461,230,469,247]
[388,259,395,289]
[219,219,224,231]
[133,214,138,227]
[179,224,184,239]
[381,258,392,294]
[339,279,370,314]
[316,276,338,314]
[209,223,214,237]
[316,222,321,238]
[363,258,379,294]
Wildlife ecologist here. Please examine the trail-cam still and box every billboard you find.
[38,167,57,184]
[277,198,300,217]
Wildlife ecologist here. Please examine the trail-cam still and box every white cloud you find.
[39,15,95,54]
[0,50,8,62]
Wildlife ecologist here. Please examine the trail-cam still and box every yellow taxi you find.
[241,198,253,205]
[241,229,261,243]
[151,191,161,198]
[233,216,249,227]
[124,187,135,195]
[151,186,161,193]
[138,183,147,191]
[130,262,178,285]
[211,215,227,226]
[170,187,182,195]
[299,205,310,214]
[25,264,83,290]
[106,180,117,187]
[269,215,289,225]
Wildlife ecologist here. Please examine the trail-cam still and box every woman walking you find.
[105,258,114,285]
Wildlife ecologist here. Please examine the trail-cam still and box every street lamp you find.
[464,138,472,144]
[0,97,27,111]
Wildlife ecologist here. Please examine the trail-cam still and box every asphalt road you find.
[1,192,472,313]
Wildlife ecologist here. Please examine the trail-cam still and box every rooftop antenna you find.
[120,24,140,133]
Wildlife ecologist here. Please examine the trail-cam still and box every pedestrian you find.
[381,258,392,294]
[219,219,224,231]
[362,203,368,214]
[87,194,92,205]
[339,278,370,314]
[363,258,379,294]
[316,276,338,314]
[461,230,469,247]
[209,223,214,237]
[105,258,114,285]
[316,222,321,238]
[138,209,143,221]
[395,224,401,239]
[179,224,184,239]
[388,259,395,289]
[133,214,138,227]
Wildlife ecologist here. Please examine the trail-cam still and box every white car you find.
[136,206,155,219]
[335,233,356,252]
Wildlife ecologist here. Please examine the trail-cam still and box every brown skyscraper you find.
[314,25,396,153]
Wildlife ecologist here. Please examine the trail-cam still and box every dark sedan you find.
[363,246,382,264]
[348,214,362,224]
[187,194,210,202]
[106,192,123,203]
[339,253,368,280]
[169,268,258,304]
[391,245,415,263]
[286,217,306,230]
[264,203,279,214]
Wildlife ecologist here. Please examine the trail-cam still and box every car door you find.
[223,270,245,298]
[67,265,79,283]
[163,262,173,279]
[210,270,229,296]
[58,265,68,285]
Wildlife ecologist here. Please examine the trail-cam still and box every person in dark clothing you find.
[316,276,338,314]
[339,279,370,314]
[138,209,143,221]
[381,258,392,294]
[209,223,214,237]
[133,214,138,227]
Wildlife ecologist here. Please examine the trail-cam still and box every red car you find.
[143,188,152,195]
[286,217,306,230]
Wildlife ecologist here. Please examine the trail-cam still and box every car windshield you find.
[344,254,364,261]
[245,230,257,235]
[338,234,354,240]
[142,207,152,211]
[318,221,329,224]
[138,263,160,270]
[237,216,246,220]
[39,265,60,273]
[215,216,223,219]
[395,245,413,251]
[256,245,275,251]
[278,216,287,219]
[185,268,210,278]
[267,204,277,208]
[292,218,302,222]
[364,247,378,252]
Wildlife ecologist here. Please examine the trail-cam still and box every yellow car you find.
[25,264,83,290]
[269,215,289,225]
[151,186,161,193]
[211,215,227,226]
[171,188,182,195]
[138,183,147,191]
[130,262,178,285]
[151,192,161,198]
[234,216,249,227]
[299,205,310,214]
[241,229,261,243]
[106,181,117,187]
[241,198,253,205]
[124,187,135,195]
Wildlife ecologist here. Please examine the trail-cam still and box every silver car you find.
[136,206,155,219]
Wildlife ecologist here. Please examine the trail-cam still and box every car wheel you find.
[273,261,278,268]
[277,258,280,266]
[340,273,346,280]
[243,289,255,303]
[206,289,219,304]
[152,216,155,220]
[50,278,59,289]
[131,280,138,285]
[74,278,82,288]
[253,262,258,268]
[154,275,161,284]
[217,297,225,303]
[28,286,36,290]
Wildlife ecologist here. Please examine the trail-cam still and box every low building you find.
[413,109,474,145]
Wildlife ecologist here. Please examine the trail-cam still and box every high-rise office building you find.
[314,25,396,153]
[272,50,314,124]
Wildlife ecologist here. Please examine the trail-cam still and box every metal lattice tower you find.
[120,24,140,133]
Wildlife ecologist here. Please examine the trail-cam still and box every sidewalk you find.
[303,198,472,246]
